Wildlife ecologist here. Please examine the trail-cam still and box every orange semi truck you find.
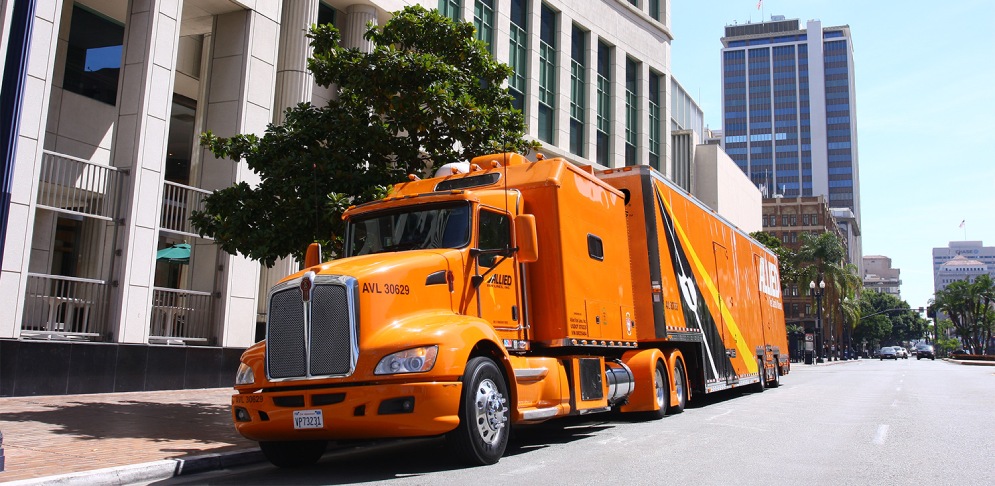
[231,153,788,466]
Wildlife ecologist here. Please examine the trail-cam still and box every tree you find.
[750,231,798,290]
[932,274,995,354]
[855,291,927,346]
[795,232,862,355]
[191,6,538,266]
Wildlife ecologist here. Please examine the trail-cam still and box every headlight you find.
[235,363,255,385]
[374,346,439,375]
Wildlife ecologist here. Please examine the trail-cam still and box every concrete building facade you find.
[862,254,900,297]
[932,241,995,292]
[0,0,678,395]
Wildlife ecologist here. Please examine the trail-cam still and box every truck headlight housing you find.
[235,363,255,385]
[374,346,439,375]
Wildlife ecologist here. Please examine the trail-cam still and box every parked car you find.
[879,347,898,360]
[893,346,909,359]
[916,343,936,360]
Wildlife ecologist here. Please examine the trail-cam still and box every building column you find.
[260,0,319,324]
[108,0,183,344]
[341,4,376,52]
[0,0,65,339]
[200,6,281,348]
[274,0,318,124]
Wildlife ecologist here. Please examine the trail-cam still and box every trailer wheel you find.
[768,360,781,388]
[752,358,766,393]
[669,359,687,414]
[644,360,669,419]
[259,440,326,468]
[446,357,509,465]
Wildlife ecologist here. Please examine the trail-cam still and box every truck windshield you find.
[347,203,471,256]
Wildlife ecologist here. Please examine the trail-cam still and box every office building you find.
[862,255,901,297]
[0,0,676,396]
[932,241,995,292]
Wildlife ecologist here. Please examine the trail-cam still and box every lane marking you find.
[873,424,889,445]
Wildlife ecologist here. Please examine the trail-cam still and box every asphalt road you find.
[153,359,995,485]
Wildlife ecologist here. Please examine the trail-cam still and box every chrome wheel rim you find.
[674,364,685,406]
[473,378,507,445]
[655,366,666,408]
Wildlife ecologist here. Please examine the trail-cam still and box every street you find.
[152,359,995,485]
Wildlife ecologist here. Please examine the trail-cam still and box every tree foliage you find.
[794,232,862,343]
[191,6,538,266]
[853,291,927,349]
[931,274,995,354]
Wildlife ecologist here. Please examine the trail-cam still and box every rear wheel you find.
[259,440,327,468]
[752,358,766,393]
[768,360,781,388]
[446,357,510,465]
[669,359,687,414]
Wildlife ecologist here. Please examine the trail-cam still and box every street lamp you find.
[810,279,826,363]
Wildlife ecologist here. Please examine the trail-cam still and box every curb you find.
[945,358,995,367]
[3,449,264,486]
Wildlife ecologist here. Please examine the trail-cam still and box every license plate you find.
[293,409,324,429]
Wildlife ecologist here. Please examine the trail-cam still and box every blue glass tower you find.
[720,18,860,224]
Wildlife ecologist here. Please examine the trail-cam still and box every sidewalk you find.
[0,388,261,484]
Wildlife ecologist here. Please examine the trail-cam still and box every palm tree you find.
[795,232,860,358]
[933,274,995,354]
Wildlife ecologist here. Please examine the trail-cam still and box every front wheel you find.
[446,357,510,465]
[259,440,327,468]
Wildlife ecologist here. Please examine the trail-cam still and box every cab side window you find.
[477,210,510,267]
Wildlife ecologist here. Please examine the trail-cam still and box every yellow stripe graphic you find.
[656,184,756,374]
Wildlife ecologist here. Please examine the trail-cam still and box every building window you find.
[803,214,810,225]
[624,57,639,166]
[318,2,337,25]
[596,41,612,166]
[537,4,557,144]
[569,25,587,157]
[473,0,494,52]
[439,0,462,20]
[63,4,125,105]
[648,71,662,171]
[508,0,528,110]
[649,0,662,21]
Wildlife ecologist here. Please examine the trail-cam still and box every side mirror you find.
[304,242,322,268]
[514,215,538,263]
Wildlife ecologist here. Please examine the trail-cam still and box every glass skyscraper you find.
[720,17,860,225]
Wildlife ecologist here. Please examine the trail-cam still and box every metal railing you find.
[21,274,110,340]
[150,287,214,345]
[37,151,125,221]
[161,181,212,238]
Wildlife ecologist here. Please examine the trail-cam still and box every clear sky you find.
[670,0,995,310]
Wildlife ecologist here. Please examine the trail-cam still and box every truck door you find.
[474,209,524,339]
[712,242,734,383]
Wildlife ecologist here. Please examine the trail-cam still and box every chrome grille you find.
[310,285,352,375]
[266,275,358,381]
[267,287,306,379]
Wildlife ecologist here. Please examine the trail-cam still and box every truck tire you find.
[259,440,326,468]
[752,358,766,393]
[644,360,669,420]
[446,357,509,465]
[768,360,781,388]
[668,359,687,414]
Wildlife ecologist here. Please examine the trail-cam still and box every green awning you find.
[156,243,191,264]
